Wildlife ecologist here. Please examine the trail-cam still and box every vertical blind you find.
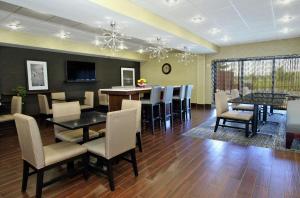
[212,56,300,97]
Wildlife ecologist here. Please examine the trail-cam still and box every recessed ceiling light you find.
[221,35,231,42]
[56,31,70,39]
[280,27,292,34]
[6,21,22,30]
[209,28,221,35]
[163,0,180,6]
[191,15,205,24]
[279,15,294,23]
[93,39,102,46]
[118,42,128,50]
[137,49,145,54]
[277,0,295,5]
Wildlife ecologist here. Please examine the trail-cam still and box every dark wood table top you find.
[46,111,106,130]
[229,93,287,106]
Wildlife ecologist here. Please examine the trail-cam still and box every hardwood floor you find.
[1,107,300,198]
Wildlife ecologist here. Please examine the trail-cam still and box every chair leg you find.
[83,154,89,180]
[36,169,44,198]
[245,123,249,137]
[136,132,143,152]
[223,119,227,125]
[286,132,294,149]
[151,105,155,134]
[164,103,167,131]
[170,103,173,127]
[22,160,29,192]
[214,118,220,132]
[189,99,192,119]
[180,100,183,123]
[107,160,115,191]
[130,149,139,176]
[158,104,162,130]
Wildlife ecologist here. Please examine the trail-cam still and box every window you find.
[212,55,300,101]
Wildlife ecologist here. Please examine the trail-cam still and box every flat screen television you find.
[66,61,96,82]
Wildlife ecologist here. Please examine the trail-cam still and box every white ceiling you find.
[131,0,300,46]
[0,0,213,53]
[0,0,299,54]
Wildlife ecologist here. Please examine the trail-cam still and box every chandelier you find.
[176,46,196,64]
[100,20,129,52]
[146,37,171,61]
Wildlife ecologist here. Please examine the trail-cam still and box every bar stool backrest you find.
[185,85,193,99]
[179,85,186,100]
[162,86,174,104]
[150,86,162,105]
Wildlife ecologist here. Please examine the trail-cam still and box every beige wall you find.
[141,37,300,104]
[140,53,206,104]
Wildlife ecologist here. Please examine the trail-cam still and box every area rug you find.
[183,112,300,152]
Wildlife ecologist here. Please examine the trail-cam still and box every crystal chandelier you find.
[176,46,196,64]
[146,37,171,61]
[100,20,129,52]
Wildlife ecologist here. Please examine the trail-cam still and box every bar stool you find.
[141,86,162,134]
[184,85,193,119]
[161,86,174,130]
[172,85,186,122]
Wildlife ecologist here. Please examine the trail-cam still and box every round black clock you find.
[162,63,172,74]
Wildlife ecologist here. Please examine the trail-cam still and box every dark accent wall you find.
[0,46,140,115]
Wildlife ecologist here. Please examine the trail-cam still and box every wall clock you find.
[162,63,172,74]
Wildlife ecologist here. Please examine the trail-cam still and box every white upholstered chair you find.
[286,100,300,148]
[214,91,253,137]
[37,94,52,116]
[185,85,193,119]
[14,113,88,198]
[0,96,22,122]
[98,89,109,106]
[242,87,251,96]
[52,101,99,143]
[83,108,138,191]
[172,85,186,122]
[98,99,142,152]
[230,89,254,111]
[80,91,94,110]
[51,92,66,103]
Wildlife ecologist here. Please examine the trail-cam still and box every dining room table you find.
[228,92,288,135]
[46,111,106,143]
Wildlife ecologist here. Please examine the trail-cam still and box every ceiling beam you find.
[0,29,148,62]
[89,0,219,53]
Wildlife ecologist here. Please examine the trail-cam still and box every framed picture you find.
[121,67,135,87]
[26,60,48,90]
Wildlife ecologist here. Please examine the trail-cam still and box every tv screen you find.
[66,61,96,82]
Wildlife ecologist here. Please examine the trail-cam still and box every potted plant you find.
[13,86,27,104]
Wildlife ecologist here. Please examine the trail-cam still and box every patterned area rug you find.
[183,111,300,152]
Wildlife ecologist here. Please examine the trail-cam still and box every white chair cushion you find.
[141,99,151,105]
[286,124,300,134]
[221,111,253,121]
[0,114,14,122]
[82,138,106,158]
[233,104,254,111]
[55,129,99,143]
[172,96,182,100]
[44,142,87,166]
[80,105,93,110]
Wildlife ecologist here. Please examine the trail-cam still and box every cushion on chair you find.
[55,129,99,142]
[82,138,106,157]
[0,114,14,122]
[44,142,87,166]
[141,99,151,105]
[233,104,254,111]
[172,96,182,100]
[80,105,93,110]
[286,124,300,134]
[221,111,253,121]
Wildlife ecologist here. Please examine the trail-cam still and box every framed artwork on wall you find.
[121,67,135,87]
[26,60,49,90]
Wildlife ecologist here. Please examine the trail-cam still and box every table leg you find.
[263,105,268,122]
[83,127,89,143]
[252,104,259,135]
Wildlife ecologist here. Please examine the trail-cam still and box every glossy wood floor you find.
[1,107,300,198]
